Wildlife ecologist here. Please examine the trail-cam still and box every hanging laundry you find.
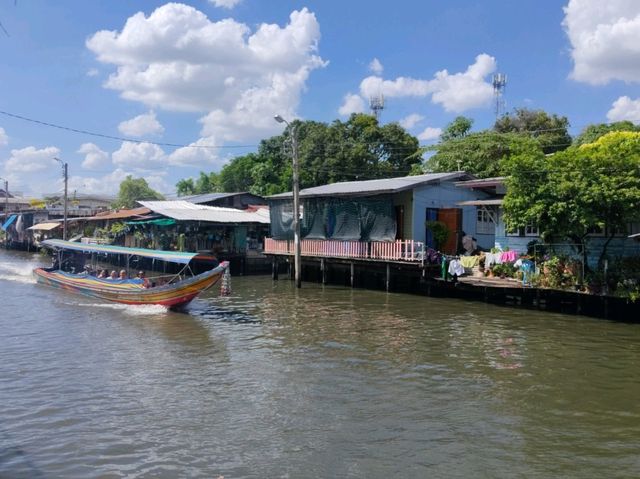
[500,250,518,263]
[485,252,502,267]
[459,256,479,268]
[448,259,465,277]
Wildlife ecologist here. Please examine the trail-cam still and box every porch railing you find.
[264,238,425,262]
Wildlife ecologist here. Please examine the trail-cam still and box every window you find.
[507,223,539,237]
[476,208,494,235]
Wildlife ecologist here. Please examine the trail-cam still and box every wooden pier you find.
[265,239,639,322]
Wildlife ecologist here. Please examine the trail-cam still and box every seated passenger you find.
[109,270,118,280]
[97,269,108,278]
[136,271,151,288]
[119,270,127,280]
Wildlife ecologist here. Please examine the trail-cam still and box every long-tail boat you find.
[34,239,228,309]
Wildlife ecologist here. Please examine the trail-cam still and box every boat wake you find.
[75,302,169,316]
[0,262,37,284]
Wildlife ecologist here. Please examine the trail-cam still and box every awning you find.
[1,214,17,231]
[126,218,176,226]
[27,222,61,231]
[41,239,215,264]
[457,199,504,206]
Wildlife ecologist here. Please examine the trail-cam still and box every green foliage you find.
[573,121,640,146]
[175,113,421,195]
[494,108,571,154]
[176,172,220,196]
[502,131,640,264]
[114,176,164,209]
[426,130,542,178]
[425,220,450,250]
[440,116,473,142]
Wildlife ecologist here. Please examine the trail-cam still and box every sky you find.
[1,0,640,198]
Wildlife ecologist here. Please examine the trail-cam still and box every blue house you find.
[268,172,494,253]
[455,177,640,265]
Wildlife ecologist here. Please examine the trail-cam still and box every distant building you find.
[179,192,266,209]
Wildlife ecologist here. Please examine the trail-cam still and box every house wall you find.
[495,208,640,267]
[409,181,494,249]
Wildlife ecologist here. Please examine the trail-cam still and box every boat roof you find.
[41,239,214,264]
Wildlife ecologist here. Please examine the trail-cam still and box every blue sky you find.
[1,0,639,197]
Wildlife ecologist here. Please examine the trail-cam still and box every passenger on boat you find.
[119,270,127,280]
[97,269,108,278]
[109,270,118,280]
[136,271,151,288]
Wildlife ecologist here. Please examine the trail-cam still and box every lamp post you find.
[53,158,68,241]
[0,176,7,218]
[274,114,302,288]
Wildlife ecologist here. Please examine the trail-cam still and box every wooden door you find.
[395,205,404,239]
[437,208,462,254]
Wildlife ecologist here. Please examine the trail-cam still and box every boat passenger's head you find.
[119,270,127,279]
[137,271,145,278]
[110,270,118,279]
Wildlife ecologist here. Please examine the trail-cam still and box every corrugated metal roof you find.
[180,192,239,204]
[457,199,504,206]
[27,222,61,231]
[85,207,151,221]
[139,201,270,224]
[268,172,473,199]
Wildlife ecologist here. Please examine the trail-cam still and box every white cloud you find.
[209,0,241,8]
[68,168,171,196]
[77,143,110,170]
[87,4,325,142]
[369,57,383,75]
[399,113,424,129]
[86,68,99,77]
[563,0,640,84]
[4,146,61,173]
[118,111,164,137]
[0,127,8,146]
[359,54,496,112]
[112,141,167,170]
[338,93,366,116]
[607,96,640,123]
[417,127,442,141]
[168,136,223,167]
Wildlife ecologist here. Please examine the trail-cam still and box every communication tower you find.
[369,94,385,121]
[492,73,507,119]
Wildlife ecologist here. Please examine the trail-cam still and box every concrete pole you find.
[291,123,302,288]
[63,162,68,241]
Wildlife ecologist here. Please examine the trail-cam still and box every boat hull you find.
[33,262,228,309]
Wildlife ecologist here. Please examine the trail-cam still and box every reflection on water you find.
[1,249,640,478]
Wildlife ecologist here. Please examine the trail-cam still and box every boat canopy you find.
[41,239,214,264]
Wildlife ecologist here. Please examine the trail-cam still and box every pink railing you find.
[264,238,424,262]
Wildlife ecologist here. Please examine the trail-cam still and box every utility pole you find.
[54,158,68,241]
[274,115,302,288]
[1,177,7,217]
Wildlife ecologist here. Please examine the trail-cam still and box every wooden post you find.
[350,262,355,288]
[386,263,390,292]
[272,257,278,280]
[321,258,327,284]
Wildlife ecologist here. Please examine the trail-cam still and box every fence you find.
[264,238,425,263]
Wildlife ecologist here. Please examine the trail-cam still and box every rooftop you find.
[139,200,269,224]
[269,172,474,199]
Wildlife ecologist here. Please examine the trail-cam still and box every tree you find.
[502,131,640,268]
[175,113,421,195]
[440,116,473,142]
[573,121,640,146]
[176,172,220,196]
[494,108,571,154]
[113,176,164,209]
[426,130,542,178]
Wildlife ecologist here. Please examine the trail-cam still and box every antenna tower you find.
[369,94,385,120]
[492,73,507,119]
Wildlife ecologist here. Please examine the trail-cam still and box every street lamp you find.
[53,158,68,241]
[0,176,8,219]
[274,114,302,288]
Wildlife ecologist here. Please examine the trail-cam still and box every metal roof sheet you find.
[139,201,270,224]
[85,207,152,221]
[268,172,473,199]
[180,192,239,204]
[27,222,61,231]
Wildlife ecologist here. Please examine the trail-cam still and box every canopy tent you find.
[27,222,61,231]
[1,214,17,231]
[41,239,214,264]
[126,218,176,226]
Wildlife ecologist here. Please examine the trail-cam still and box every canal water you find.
[1,249,639,478]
